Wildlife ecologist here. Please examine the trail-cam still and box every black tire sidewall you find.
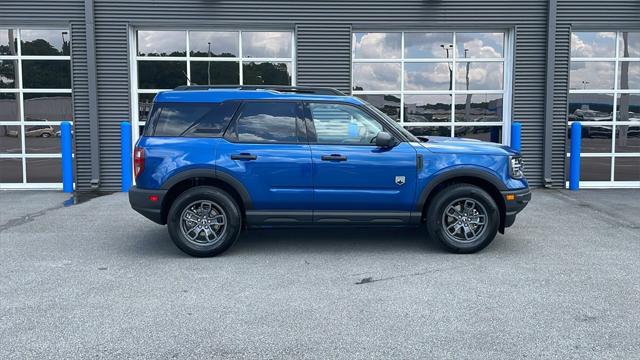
[427,184,499,253]
[167,186,241,257]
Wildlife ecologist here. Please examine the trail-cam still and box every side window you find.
[150,102,238,137]
[309,103,384,145]
[232,101,301,143]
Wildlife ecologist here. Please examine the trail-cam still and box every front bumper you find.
[128,186,168,224]
[501,187,531,228]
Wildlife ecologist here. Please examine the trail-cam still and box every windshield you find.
[361,101,420,142]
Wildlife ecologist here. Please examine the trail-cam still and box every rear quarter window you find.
[148,102,239,137]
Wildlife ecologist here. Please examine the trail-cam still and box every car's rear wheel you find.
[426,184,499,253]
[167,186,241,257]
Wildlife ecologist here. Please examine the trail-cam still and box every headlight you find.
[510,156,524,179]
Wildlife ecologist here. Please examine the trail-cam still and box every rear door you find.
[216,100,313,223]
[306,102,418,222]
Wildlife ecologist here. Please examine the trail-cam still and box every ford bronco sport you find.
[129,86,530,257]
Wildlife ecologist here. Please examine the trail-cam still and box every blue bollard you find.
[60,121,73,193]
[569,122,582,191]
[121,121,132,192]
[511,122,522,152]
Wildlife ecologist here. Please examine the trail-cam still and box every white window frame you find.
[0,27,72,190]
[567,31,640,188]
[129,28,296,143]
[351,30,514,145]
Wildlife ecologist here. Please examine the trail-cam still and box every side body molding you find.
[160,168,253,209]
[416,167,507,211]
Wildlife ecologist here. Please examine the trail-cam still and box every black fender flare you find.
[160,168,252,209]
[415,167,507,212]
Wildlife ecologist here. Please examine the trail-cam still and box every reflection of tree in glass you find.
[142,50,187,57]
[242,62,291,85]
[138,61,186,89]
[0,60,16,88]
[190,61,239,85]
[22,61,70,88]
[21,38,69,56]
[190,51,236,58]
[0,30,18,55]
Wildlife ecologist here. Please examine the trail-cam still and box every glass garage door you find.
[351,31,512,144]
[568,31,640,187]
[0,28,72,189]
[131,29,295,137]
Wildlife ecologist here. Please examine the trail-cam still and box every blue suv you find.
[129,86,530,257]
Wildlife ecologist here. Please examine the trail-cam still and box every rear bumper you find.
[501,187,531,228]
[128,186,167,224]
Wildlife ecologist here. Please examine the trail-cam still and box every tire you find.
[426,184,500,253]
[167,186,242,257]
[41,133,51,138]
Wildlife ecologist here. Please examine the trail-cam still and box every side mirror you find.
[375,131,396,148]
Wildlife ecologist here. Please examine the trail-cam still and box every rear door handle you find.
[231,153,257,161]
[321,154,347,162]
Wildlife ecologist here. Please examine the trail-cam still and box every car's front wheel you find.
[426,184,500,253]
[167,186,242,257]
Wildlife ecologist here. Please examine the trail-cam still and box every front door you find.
[217,101,313,223]
[306,102,418,222]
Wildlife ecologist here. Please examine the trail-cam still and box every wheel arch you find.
[417,168,507,232]
[159,169,251,225]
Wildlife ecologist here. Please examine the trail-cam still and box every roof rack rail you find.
[173,85,346,96]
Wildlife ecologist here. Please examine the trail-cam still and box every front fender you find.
[415,165,507,211]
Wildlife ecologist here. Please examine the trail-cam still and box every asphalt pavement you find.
[0,189,639,359]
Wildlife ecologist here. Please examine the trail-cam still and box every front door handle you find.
[231,153,257,161]
[321,154,347,162]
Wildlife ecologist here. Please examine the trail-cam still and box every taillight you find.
[134,147,144,178]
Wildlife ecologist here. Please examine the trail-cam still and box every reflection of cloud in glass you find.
[571,32,616,58]
[404,33,453,59]
[352,63,401,91]
[404,63,451,90]
[618,61,640,90]
[189,31,238,57]
[239,115,297,142]
[570,61,614,90]
[353,32,401,59]
[455,33,503,58]
[619,32,640,58]
[242,32,292,58]
[455,62,503,90]
[137,31,186,56]
[0,29,18,55]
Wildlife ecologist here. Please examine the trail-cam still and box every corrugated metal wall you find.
[296,24,352,95]
[90,0,550,190]
[5,1,638,191]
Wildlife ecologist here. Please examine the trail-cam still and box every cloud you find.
[456,62,503,90]
[404,63,451,90]
[571,32,616,58]
[570,61,615,89]
[353,33,401,59]
[353,63,401,91]
[242,32,292,58]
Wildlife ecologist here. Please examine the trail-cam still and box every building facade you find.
[1,0,639,191]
